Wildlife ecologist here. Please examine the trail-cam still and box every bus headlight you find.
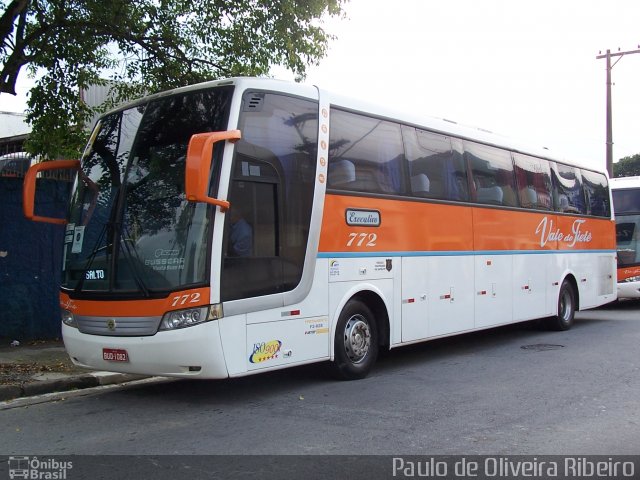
[159,306,213,331]
[622,276,640,283]
[61,309,77,328]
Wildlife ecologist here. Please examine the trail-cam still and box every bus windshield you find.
[613,188,640,268]
[62,87,233,295]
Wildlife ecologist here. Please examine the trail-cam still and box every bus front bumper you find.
[617,281,640,300]
[62,320,229,379]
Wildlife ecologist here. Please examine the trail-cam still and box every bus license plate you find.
[103,348,129,362]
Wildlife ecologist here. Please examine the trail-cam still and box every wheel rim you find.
[343,314,371,364]
[559,288,573,323]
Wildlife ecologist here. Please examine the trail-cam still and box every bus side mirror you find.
[23,160,81,224]
[185,130,241,211]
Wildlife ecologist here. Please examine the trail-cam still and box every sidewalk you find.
[0,339,145,401]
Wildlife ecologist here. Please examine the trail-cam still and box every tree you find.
[1,0,346,158]
[613,154,640,178]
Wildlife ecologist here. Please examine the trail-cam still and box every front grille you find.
[76,315,162,336]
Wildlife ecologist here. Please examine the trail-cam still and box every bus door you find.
[220,91,319,305]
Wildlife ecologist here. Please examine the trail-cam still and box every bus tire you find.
[546,279,576,331]
[332,299,379,380]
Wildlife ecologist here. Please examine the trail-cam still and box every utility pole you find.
[596,47,640,177]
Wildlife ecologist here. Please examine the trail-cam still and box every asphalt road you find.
[2,301,639,456]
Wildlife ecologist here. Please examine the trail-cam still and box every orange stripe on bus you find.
[319,195,474,252]
[618,266,640,282]
[319,194,615,253]
[59,287,211,317]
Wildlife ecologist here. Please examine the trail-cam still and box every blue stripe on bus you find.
[317,249,616,258]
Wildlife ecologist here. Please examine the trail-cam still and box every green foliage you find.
[613,154,640,178]
[1,0,346,158]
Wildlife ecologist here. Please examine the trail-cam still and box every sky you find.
[276,0,640,171]
[2,0,639,171]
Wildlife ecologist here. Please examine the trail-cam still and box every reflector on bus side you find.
[185,130,241,211]
[22,159,80,224]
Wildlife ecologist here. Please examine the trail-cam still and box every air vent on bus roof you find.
[243,93,265,112]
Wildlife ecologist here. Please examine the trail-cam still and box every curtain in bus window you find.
[402,126,468,201]
[551,163,586,214]
[512,153,553,210]
[580,169,611,217]
[464,141,518,207]
[444,160,467,201]
[328,109,405,195]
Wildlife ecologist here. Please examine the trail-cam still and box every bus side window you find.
[401,126,468,202]
[328,109,405,195]
[581,169,611,217]
[513,153,553,210]
[464,141,518,207]
[551,162,587,214]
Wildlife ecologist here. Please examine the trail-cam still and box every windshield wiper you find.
[117,223,150,298]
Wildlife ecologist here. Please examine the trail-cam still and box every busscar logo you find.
[8,456,73,479]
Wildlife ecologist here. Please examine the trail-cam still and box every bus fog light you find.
[61,309,77,328]
[160,306,211,331]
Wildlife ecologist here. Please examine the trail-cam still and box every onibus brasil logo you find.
[8,457,72,479]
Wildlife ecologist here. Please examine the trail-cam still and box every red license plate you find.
[102,348,129,362]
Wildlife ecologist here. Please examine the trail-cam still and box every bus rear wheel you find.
[332,299,379,380]
[545,279,576,331]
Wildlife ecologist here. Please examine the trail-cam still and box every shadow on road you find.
[595,298,640,310]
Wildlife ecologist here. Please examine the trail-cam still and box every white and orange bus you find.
[24,77,616,380]
[611,176,640,299]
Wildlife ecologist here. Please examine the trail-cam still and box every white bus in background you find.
[611,176,640,299]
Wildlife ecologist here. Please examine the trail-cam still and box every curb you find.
[0,372,147,402]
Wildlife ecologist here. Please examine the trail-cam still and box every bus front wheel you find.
[546,279,576,331]
[332,299,379,380]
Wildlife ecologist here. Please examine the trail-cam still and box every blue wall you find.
[0,177,70,340]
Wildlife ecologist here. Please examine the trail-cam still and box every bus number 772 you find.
[347,232,377,247]
[171,293,201,307]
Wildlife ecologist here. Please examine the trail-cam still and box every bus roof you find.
[103,77,604,174]
[610,176,640,189]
